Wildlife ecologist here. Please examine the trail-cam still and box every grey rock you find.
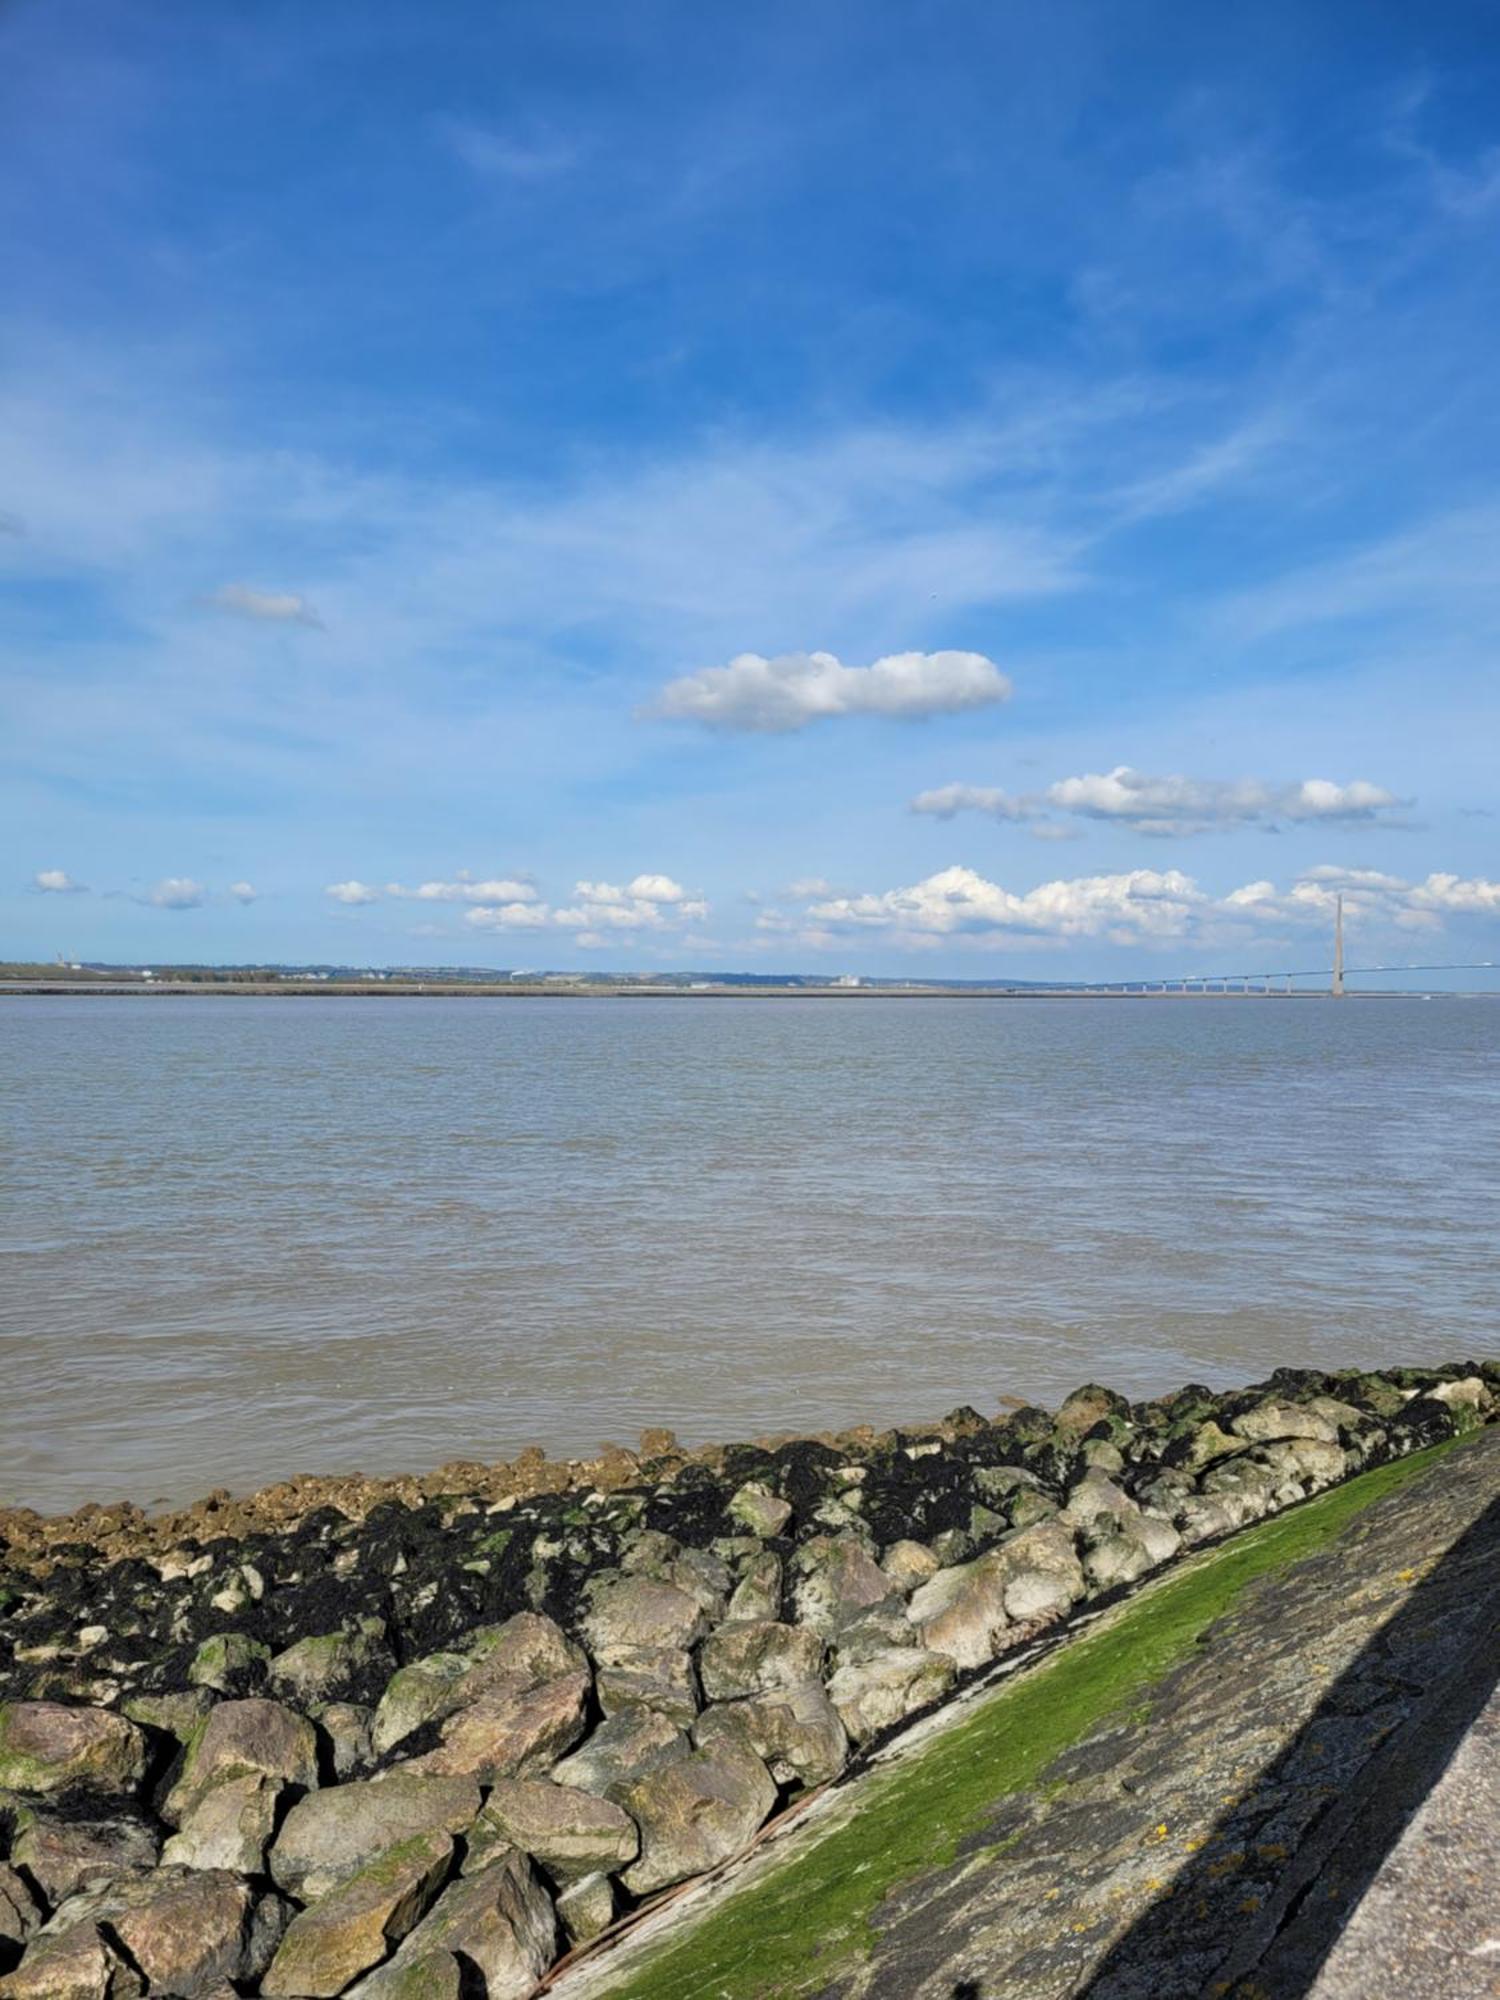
[792,1536,895,1635]
[0,1704,147,1799]
[695,1681,848,1788]
[826,1646,959,1744]
[556,1870,615,1946]
[349,1850,554,2000]
[467,1779,638,1879]
[269,1772,480,1904]
[728,1483,792,1539]
[164,1699,318,1826]
[261,1830,453,1997]
[402,1668,589,1782]
[316,1699,375,1777]
[550,1708,690,1799]
[880,1539,941,1589]
[582,1574,708,1663]
[10,1814,160,1907]
[1230,1397,1340,1445]
[596,1646,699,1728]
[618,1741,777,1895]
[699,1620,824,1701]
[0,1865,40,1956]
[724,1551,783,1624]
[162,1772,279,1875]
[187,1632,269,1693]
[268,1617,390,1706]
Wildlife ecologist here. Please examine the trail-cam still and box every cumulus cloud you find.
[34,868,86,894]
[805,859,1500,954]
[385,875,538,904]
[229,881,257,903]
[206,583,324,629]
[149,877,205,909]
[325,880,380,905]
[648,649,1013,733]
[911,767,1404,836]
[466,875,708,934]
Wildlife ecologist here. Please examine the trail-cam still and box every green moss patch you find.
[592,1440,1457,2000]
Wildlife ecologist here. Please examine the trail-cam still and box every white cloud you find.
[784,877,834,899]
[648,649,1013,733]
[912,767,1404,836]
[229,881,257,903]
[149,877,205,910]
[206,583,324,629]
[386,876,538,904]
[465,875,708,936]
[34,868,86,894]
[439,118,576,182]
[325,880,380,905]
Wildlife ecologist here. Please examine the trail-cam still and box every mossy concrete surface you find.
[570,1433,1498,1999]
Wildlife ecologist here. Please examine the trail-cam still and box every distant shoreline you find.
[0,979,1453,1000]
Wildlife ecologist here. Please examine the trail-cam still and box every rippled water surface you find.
[3,995,1498,1512]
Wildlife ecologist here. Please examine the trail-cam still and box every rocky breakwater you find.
[0,1361,1494,1998]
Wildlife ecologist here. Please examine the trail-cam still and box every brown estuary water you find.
[2,994,1498,1514]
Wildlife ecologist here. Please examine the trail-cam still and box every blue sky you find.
[4,0,1500,977]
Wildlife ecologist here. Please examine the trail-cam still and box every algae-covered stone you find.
[724,1551,783,1624]
[618,1741,776,1895]
[261,1830,453,1997]
[694,1681,847,1788]
[582,1575,708,1663]
[165,1699,318,1826]
[404,1669,589,1783]
[0,1864,40,1957]
[0,1704,146,1799]
[346,1948,463,2000]
[906,1557,1008,1668]
[826,1646,958,1743]
[162,1772,279,1875]
[268,1618,390,1706]
[468,1780,638,1879]
[1164,1419,1244,1473]
[188,1632,269,1693]
[699,1620,824,1701]
[549,1708,689,1799]
[792,1536,894,1634]
[1230,1399,1339,1446]
[596,1646,699,1729]
[880,1540,940,1589]
[12,1811,160,1908]
[316,1699,374,1777]
[0,1921,145,1998]
[728,1483,792,1539]
[556,1870,614,1946]
[349,1851,553,2000]
[29,1867,287,1997]
[1054,1384,1131,1436]
[121,1687,214,1740]
[269,1773,480,1904]
[370,1654,468,1757]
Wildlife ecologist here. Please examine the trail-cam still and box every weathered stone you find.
[826,1646,959,1743]
[270,1772,480,1904]
[188,1632,269,1693]
[349,1851,553,2000]
[667,1547,732,1619]
[11,1815,159,1907]
[1054,1383,1130,1436]
[618,1740,777,1894]
[596,1646,699,1728]
[549,1708,689,1799]
[695,1681,848,1788]
[1060,1468,1138,1530]
[1230,1398,1340,1445]
[268,1617,389,1706]
[555,1870,614,1946]
[0,1705,146,1799]
[404,1669,589,1782]
[1166,1419,1244,1472]
[346,1948,463,2000]
[261,1830,453,1997]
[165,1699,318,1825]
[0,1865,40,1958]
[880,1539,941,1589]
[699,1620,824,1701]
[162,1772,279,1874]
[0,1922,145,1998]
[1008,1486,1061,1529]
[906,1558,1008,1668]
[30,1868,287,1997]
[468,1780,638,1879]
[120,1687,214,1739]
[728,1482,792,1539]
[724,1551,783,1624]
[792,1536,895,1634]
[317,1700,375,1777]
[582,1575,708,1662]
[1255,1435,1346,1491]
[370,1655,468,1757]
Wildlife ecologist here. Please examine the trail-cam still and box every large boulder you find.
[268,1619,391,1707]
[595,1646,699,1729]
[699,1621,824,1701]
[826,1647,958,1744]
[724,1552,783,1624]
[549,1709,689,1800]
[727,1483,792,1539]
[1229,1398,1339,1445]
[10,1814,159,1907]
[370,1656,469,1758]
[0,1922,145,1998]
[162,1772,280,1875]
[555,1871,614,1946]
[792,1537,894,1635]
[0,1705,146,1799]
[907,1521,1085,1667]
[164,1700,318,1825]
[402,1669,589,1783]
[617,1741,776,1895]
[346,1851,553,2000]
[261,1830,453,1997]
[467,1780,638,1880]
[372,1614,584,1758]
[694,1682,847,1788]
[269,1773,481,1904]
[582,1576,708,1662]
[21,1868,287,1997]
[0,1865,40,1961]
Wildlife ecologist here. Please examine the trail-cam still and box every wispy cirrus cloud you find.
[648,649,1013,734]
